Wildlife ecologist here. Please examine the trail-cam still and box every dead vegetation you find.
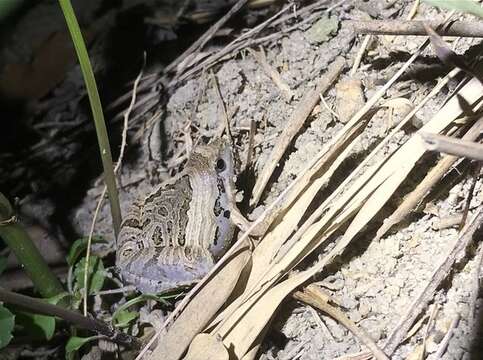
[2,0,483,359]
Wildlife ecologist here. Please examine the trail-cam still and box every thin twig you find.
[419,132,483,161]
[210,70,232,140]
[460,163,482,230]
[164,0,248,75]
[348,20,483,38]
[376,118,483,240]
[293,285,389,360]
[171,3,293,86]
[112,91,160,123]
[248,47,294,102]
[383,206,483,355]
[0,287,140,349]
[434,314,460,358]
[407,0,420,20]
[350,35,371,76]
[279,339,310,360]
[251,56,345,205]
[82,54,145,316]
[420,304,438,360]
[307,305,335,342]
[332,351,373,360]
[469,241,483,325]
[432,213,465,230]
[351,0,418,76]
[244,119,256,172]
[106,75,158,112]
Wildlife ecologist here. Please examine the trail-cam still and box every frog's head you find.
[186,138,234,184]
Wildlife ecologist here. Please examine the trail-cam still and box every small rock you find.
[350,309,362,323]
[335,78,365,123]
[324,316,346,340]
[305,15,339,44]
[340,293,358,310]
[358,300,371,317]
[385,284,400,297]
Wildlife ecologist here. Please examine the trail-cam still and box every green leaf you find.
[113,309,138,328]
[12,293,69,341]
[65,336,97,358]
[0,256,7,276]
[70,291,83,310]
[423,0,483,18]
[111,293,170,327]
[67,236,106,266]
[47,292,71,306]
[16,311,55,340]
[33,314,55,340]
[0,305,14,349]
[74,256,105,294]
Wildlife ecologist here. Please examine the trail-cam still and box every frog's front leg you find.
[229,205,269,238]
[221,144,270,238]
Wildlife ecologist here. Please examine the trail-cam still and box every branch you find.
[348,20,483,38]
[419,132,483,161]
[0,287,140,349]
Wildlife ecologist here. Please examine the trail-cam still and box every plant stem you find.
[0,193,64,298]
[0,287,140,349]
[58,0,122,238]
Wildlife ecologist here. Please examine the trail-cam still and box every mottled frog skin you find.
[116,140,235,293]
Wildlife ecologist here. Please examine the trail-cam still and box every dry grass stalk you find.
[383,206,483,355]
[141,9,470,360]
[206,76,483,359]
[164,0,249,74]
[420,132,483,161]
[293,285,389,360]
[434,314,460,358]
[248,47,294,102]
[251,56,346,205]
[376,117,483,240]
[349,20,483,37]
[150,241,252,360]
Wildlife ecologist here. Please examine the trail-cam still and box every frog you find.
[116,139,237,294]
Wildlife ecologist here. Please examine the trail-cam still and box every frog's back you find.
[116,140,235,293]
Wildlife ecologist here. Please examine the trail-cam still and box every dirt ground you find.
[1,0,483,359]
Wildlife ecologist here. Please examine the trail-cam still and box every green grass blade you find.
[58,0,122,237]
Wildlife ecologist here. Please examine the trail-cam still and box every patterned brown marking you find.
[136,239,144,250]
[122,218,141,228]
[141,217,152,228]
[122,248,133,257]
[157,206,169,217]
[116,140,235,294]
[152,225,164,246]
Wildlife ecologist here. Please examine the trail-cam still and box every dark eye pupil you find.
[216,159,226,172]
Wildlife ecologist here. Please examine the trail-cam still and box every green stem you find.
[58,0,122,237]
[0,193,64,298]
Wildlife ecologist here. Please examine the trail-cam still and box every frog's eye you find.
[215,158,226,172]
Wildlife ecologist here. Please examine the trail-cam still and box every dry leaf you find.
[184,334,229,360]
[210,77,483,359]
[149,242,251,360]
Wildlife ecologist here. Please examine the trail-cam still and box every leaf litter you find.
[70,1,483,359]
